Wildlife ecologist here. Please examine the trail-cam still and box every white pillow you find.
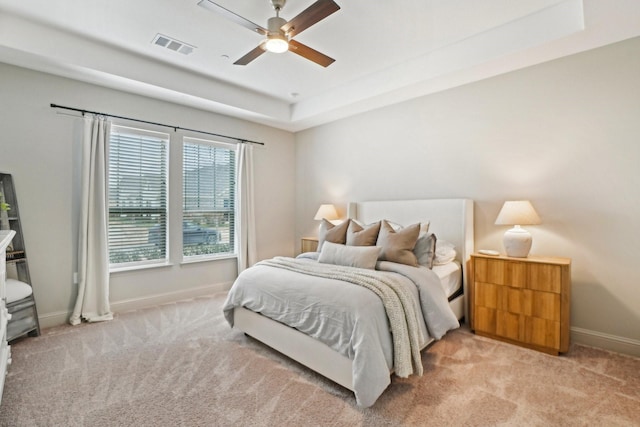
[434,240,457,265]
[5,279,33,303]
[318,241,381,270]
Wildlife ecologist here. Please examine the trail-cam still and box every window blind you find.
[183,138,236,258]
[108,125,169,265]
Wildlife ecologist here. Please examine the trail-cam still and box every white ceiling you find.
[0,0,638,131]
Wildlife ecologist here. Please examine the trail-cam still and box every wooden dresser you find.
[301,237,319,253]
[1,230,15,405]
[470,253,571,355]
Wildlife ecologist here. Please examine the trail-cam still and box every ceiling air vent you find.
[152,33,195,55]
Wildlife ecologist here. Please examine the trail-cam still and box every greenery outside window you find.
[108,125,169,267]
[183,137,236,259]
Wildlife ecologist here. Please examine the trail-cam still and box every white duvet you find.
[222,256,459,407]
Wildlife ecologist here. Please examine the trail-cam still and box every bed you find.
[224,199,474,407]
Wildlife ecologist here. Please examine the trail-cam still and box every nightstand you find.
[301,237,318,253]
[470,253,571,355]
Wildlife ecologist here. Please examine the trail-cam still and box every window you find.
[183,138,236,258]
[108,126,169,266]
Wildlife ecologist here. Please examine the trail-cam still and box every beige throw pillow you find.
[346,220,381,246]
[376,220,420,266]
[317,219,350,251]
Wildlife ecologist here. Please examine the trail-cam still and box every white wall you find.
[0,63,296,326]
[296,37,640,355]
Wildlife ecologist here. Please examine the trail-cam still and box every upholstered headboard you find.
[347,199,474,318]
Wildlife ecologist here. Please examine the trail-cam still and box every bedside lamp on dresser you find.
[313,204,339,223]
[301,204,340,253]
[471,201,571,355]
[495,200,541,258]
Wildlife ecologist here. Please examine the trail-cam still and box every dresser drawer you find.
[474,257,562,293]
[474,282,560,320]
[471,253,571,354]
[474,258,527,288]
[524,316,561,349]
[528,263,562,293]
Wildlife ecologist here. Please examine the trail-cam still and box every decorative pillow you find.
[317,219,350,251]
[414,232,437,269]
[434,240,457,265]
[346,220,381,246]
[318,241,381,270]
[376,220,420,266]
[386,220,404,231]
[387,220,430,234]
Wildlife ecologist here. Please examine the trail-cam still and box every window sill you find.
[181,253,237,265]
[108,253,236,273]
[110,261,172,274]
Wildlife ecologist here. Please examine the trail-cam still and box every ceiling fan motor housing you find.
[268,16,287,34]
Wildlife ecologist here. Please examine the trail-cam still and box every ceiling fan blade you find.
[234,44,267,65]
[281,0,340,38]
[288,39,335,67]
[198,0,267,35]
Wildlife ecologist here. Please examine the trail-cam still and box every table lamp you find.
[495,200,541,257]
[314,204,339,222]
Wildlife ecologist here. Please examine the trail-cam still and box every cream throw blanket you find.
[257,257,425,377]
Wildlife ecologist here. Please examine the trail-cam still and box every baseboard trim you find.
[38,281,233,329]
[110,282,233,313]
[39,310,73,329]
[571,326,640,358]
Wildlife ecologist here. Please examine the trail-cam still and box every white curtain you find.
[70,116,113,325]
[236,143,257,273]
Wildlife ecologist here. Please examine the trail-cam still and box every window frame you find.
[181,136,238,262]
[107,124,170,271]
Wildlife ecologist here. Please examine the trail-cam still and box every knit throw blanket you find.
[257,257,425,377]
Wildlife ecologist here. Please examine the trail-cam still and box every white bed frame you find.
[233,199,474,391]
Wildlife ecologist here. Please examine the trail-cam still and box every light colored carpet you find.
[1,292,639,426]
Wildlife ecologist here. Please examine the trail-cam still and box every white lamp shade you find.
[314,204,339,221]
[495,201,541,258]
[495,201,541,226]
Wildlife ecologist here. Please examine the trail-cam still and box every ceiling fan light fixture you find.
[200,0,339,66]
[265,34,289,53]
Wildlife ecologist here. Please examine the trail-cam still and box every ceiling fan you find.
[198,0,340,67]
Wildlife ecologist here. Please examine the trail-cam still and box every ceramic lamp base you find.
[503,226,532,258]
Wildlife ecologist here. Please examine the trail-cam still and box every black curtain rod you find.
[50,103,265,146]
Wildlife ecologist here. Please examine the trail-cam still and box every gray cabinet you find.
[0,173,40,341]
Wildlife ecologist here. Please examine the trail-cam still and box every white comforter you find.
[222,256,459,407]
